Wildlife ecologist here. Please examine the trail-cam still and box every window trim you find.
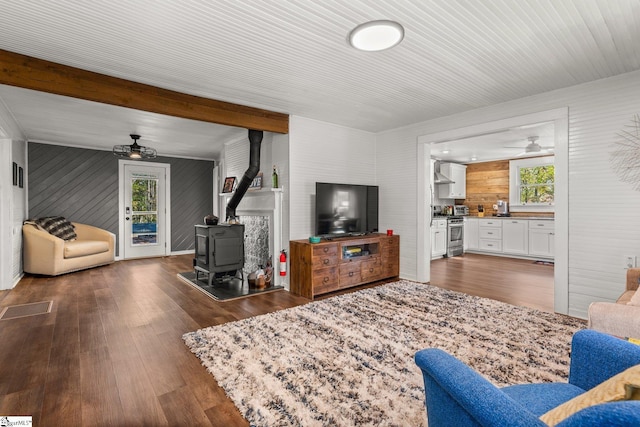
[509,156,555,212]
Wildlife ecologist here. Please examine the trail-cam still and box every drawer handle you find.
[349,272,354,277]
[487,232,493,235]
[369,268,374,273]
[512,221,518,223]
[323,276,329,283]
[323,259,329,265]
[323,247,329,252]
[488,244,493,247]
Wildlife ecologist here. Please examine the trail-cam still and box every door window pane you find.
[130,176,158,246]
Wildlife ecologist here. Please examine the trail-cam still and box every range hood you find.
[433,161,454,184]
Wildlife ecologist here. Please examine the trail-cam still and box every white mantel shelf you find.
[222,188,286,289]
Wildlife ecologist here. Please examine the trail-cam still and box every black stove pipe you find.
[226,129,263,221]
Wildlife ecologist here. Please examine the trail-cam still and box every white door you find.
[119,162,170,259]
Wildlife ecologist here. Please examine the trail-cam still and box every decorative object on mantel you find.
[183,280,585,427]
[12,162,18,186]
[222,176,236,193]
[113,134,157,159]
[271,165,278,188]
[248,172,263,191]
[610,114,640,191]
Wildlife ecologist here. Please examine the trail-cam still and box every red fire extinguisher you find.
[279,250,287,276]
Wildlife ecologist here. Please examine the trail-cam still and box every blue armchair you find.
[415,330,640,426]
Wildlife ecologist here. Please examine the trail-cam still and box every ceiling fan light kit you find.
[113,134,157,159]
[505,136,554,156]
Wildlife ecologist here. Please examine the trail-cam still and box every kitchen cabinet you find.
[438,163,467,199]
[464,217,478,250]
[431,219,447,258]
[478,219,502,252]
[502,219,529,255]
[529,220,555,258]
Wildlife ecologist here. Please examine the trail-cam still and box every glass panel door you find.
[121,163,168,259]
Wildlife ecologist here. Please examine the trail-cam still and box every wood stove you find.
[194,224,245,286]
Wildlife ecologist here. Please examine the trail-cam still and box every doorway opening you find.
[417,108,568,314]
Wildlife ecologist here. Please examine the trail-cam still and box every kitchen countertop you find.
[466,215,554,220]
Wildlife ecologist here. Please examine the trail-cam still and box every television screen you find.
[315,182,378,237]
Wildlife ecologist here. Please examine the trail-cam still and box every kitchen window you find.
[509,156,554,212]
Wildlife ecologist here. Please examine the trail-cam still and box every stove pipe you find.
[226,129,263,221]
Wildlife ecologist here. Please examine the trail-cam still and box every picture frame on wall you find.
[13,162,18,186]
[18,166,24,188]
[222,176,236,193]
[248,172,263,191]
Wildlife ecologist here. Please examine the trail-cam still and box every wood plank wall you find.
[459,159,554,218]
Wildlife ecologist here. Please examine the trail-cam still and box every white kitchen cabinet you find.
[431,219,447,258]
[438,163,467,199]
[478,218,502,252]
[464,217,478,251]
[529,220,555,258]
[502,219,529,255]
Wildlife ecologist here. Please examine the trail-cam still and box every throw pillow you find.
[540,364,640,426]
[628,289,640,307]
[34,216,77,241]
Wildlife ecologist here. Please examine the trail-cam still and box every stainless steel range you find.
[446,216,464,257]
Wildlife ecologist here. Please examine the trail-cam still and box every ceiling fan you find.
[505,136,554,156]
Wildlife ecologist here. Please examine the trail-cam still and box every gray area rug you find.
[183,280,586,426]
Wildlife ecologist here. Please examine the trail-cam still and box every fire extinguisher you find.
[279,250,287,276]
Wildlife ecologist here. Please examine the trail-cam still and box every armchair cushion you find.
[64,240,110,259]
[541,364,640,426]
[627,289,640,306]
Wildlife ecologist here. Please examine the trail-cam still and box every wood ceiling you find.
[0,1,639,158]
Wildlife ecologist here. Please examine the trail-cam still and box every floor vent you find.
[0,301,53,320]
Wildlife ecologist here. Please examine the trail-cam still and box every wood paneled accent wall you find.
[460,159,554,218]
[28,143,214,255]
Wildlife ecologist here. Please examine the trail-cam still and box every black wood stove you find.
[194,224,245,286]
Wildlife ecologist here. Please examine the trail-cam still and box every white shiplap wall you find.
[11,140,27,282]
[289,116,377,240]
[377,69,640,319]
[0,99,26,289]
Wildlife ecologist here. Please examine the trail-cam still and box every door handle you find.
[125,217,130,221]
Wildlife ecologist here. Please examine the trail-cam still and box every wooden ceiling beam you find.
[0,49,289,134]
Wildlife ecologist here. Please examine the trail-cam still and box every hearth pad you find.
[177,271,283,301]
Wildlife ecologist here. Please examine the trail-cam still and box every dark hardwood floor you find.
[0,253,554,426]
[430,252,554,313]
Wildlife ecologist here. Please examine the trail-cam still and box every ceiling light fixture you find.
[348,20,404,51]
[113,134,157,159]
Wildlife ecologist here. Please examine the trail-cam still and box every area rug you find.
[177,271,284,301]
[183,280,586,426]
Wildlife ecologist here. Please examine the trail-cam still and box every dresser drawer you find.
[339,263,362,287]
[312,266,339,294]
[361,259,383,282]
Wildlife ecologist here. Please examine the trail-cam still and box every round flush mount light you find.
[348,20,404,51]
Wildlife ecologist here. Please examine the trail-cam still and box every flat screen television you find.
[315,182,379,238]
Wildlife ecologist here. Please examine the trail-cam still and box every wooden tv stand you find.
[290,234,399,299]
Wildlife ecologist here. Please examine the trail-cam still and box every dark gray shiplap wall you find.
[28,143,214,254]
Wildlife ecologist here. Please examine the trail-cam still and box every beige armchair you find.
[23,222,115,276]
[588,268,640,338]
